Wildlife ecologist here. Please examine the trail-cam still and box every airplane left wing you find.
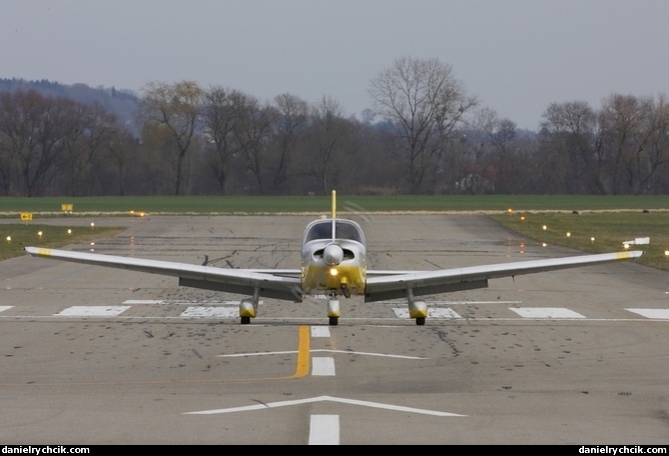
[24,247,303,301]
[364,250,643,302]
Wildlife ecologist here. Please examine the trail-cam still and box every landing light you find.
[329,268,338,276]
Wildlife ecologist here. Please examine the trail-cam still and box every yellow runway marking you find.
[2,325,311,386]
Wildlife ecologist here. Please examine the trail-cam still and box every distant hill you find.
[0,78,140,135]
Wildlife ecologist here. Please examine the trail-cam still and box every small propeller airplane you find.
[25,191,643,326]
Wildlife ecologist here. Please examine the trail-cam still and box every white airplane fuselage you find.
[300,218,367,299]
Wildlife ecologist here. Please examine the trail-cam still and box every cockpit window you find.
[335,221,363,242]
[305,221,332,242]
[304,220,365,243]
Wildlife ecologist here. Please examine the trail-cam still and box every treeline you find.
[1,58,668,197]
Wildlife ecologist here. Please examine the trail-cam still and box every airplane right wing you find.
[364,250,643,302]
[24,247,303,301]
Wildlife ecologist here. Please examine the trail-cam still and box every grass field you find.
[1,194,669,215]
[1,194,667,271]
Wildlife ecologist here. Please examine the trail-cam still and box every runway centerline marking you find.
[312,357,336,376]
[309,415,339,445]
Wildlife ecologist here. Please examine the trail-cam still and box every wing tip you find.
[25,246,50,257]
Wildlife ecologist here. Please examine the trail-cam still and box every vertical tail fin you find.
[331,190,337,219]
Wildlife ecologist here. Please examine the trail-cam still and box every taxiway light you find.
[542,225,547,231]
[90,222,95,228]
[6,236,11,243]
[542,242,547,247]
[590,237,595,243]
[624,243,630,250]
[519,215,525,222]
[37,231,43,238]
[664,250,669,258]
[67,229,72,235]
[566,232,571,237]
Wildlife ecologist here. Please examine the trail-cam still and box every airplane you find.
[25,191,643,326]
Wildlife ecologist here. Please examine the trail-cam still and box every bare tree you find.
[200,86,245,194]
[304,96,351,194]
[369,56,478,193]
[271,93,309,193]
[641,94,669,194]
[539,101,607,194]
[0,90,71,196]
[599,94,648,194]
[233,95,277,195]
[139,81,204,195]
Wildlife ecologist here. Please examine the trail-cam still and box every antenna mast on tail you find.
[331,190,336,219]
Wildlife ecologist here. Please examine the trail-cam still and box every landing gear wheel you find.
[328,316,339,326]
[415,317,426,326]
[241,316,251,325]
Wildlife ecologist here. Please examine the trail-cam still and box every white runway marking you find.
[56,306,130,316]
[626,308,669,319]
[0,306,13,313]
[311,326,331,338]
[185,395,466,416]
[423,301,523,305]
[509,307,586,319]
[180,306,239,317]
[392,308,462,319]
[217,349,427,359]
[309,415,340,445]
[124,299,255,305]
[312,357,336,376]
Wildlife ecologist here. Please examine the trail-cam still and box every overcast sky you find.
[1,0,667,130]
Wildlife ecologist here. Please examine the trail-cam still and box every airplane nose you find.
[323,244,344,265]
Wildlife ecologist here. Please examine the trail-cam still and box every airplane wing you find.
[24,247,303,301]
[364,250,643,302]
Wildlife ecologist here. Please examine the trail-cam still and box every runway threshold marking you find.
[509,307,586,319]
[56,306,130,316]
[626,308,669,319]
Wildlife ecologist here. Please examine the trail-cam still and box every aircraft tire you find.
[241,316,251,325]
[328,316,339,326]
[416,317,426,326]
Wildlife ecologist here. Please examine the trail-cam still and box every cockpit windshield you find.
[304,219,365,244]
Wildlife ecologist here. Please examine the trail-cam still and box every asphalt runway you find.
[1,214,667,445]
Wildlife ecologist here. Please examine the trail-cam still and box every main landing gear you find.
[407,289,428,326]
[239,289,260,325]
